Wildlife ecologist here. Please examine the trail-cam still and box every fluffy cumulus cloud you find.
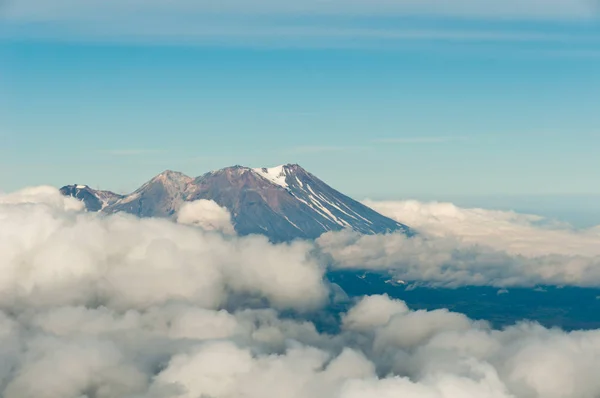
[0,185,84,212]
[177,199,235,234]
[0,186,327,312]
[6,187,600,397]
[317,200,600,287]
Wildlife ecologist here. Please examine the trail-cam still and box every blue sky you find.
[1,0,600,209]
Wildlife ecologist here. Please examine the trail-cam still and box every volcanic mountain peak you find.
[148,170,193,186]
[253,165,287,187]
[61,164,413,241]
[251,164,301,189]
[187,163,412,240]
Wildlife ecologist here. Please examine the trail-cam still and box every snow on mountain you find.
[59,185,123,212]
[60,164,413,241]
[185,164,413,241]
[252,165,290,189]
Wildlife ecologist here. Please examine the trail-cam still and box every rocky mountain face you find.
[102,170,193,218]
[60,164,413,241]
[59,185,123,212]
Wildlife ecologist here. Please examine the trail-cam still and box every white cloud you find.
[14,294,598,398]
[3,336,148,398]
[153,342,376,398]
[0,187,327,311]
[0,185,84,212]
[176,199,235,234]
[364,199,600,257]
[342,294,409,332]
[5,186,600,397]
[317,200,600,287]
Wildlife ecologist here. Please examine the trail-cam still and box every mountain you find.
[60,164,413,241]
[59,185,123,212]
[186,165,412,241]
[103,170,193,218]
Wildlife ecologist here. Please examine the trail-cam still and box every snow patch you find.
[293,186,350,228]
[293,196,333,225]
[305,185,350,227]
[76,185,87,189]
[326,200,359,221]
[252,165,289,189]
[283,215,302,231]
[336,200,374,224]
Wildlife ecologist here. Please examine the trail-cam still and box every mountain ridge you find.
[60,164,413,241]
[59,184,124,212]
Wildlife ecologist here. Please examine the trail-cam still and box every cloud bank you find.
[4,187,600,397]
[364,199,600,257]
[318,199,600,287]
[0,186,327,312]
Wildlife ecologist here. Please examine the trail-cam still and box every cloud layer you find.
[3,187,600,397]
[318,199,600,287]
[364,199,600,257]
[0,186,327,312]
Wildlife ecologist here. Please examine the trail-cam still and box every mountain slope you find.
[104,170,193,218]
[187,164,412,241]
[60,164,413,241]
[59,185,123,212]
